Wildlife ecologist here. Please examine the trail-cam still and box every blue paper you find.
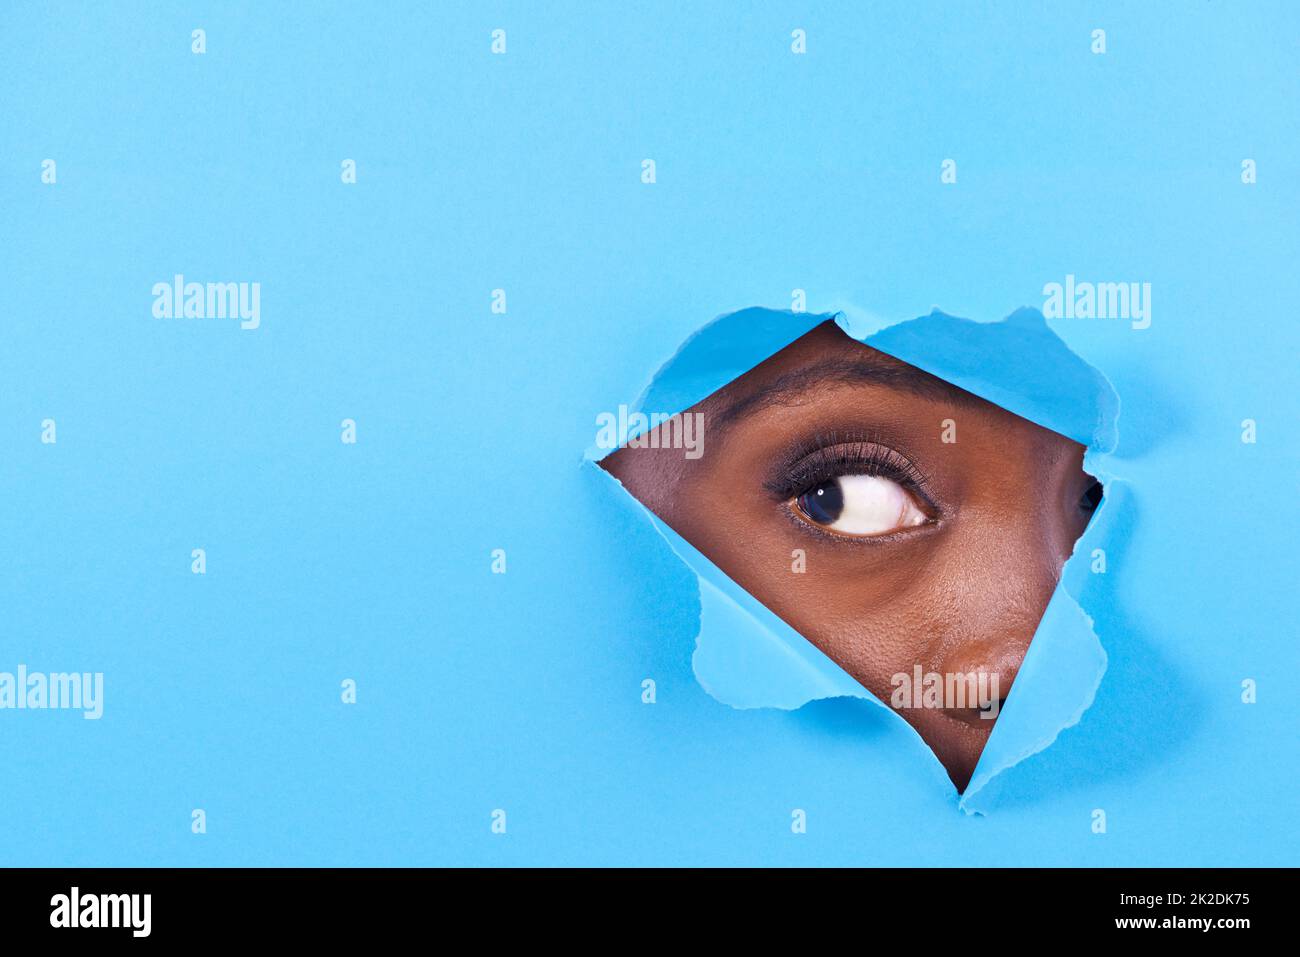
[1,0,1295,865]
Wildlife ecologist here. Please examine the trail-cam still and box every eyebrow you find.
[708,354,991,436]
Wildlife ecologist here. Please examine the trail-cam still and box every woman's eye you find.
[1079,479,1104,513]
[793,474,929,537]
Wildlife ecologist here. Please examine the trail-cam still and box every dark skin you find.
[602,321,1100,791]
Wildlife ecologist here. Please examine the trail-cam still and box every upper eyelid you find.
[795,449,922,490]
[764,439,935,503]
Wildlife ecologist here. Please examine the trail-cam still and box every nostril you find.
[978,695,1009,717]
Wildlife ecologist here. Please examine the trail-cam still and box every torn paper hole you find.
[586,306,1121,810]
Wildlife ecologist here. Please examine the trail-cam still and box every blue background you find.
[1,1,1296,865]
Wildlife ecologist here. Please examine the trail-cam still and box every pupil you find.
[800,479,843,524]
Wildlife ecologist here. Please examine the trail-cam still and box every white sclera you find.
[825,474,927,536]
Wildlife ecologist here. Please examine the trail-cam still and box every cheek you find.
[663,481,990,695]
[732,547,952,698]
[824,592,954,694]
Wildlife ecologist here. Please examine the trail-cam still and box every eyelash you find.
[764,432,938,513]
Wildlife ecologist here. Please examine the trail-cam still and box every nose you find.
[930,510,1072,722]
[936,634,1025,726]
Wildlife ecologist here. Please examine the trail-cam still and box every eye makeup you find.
[763,430,940,515]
